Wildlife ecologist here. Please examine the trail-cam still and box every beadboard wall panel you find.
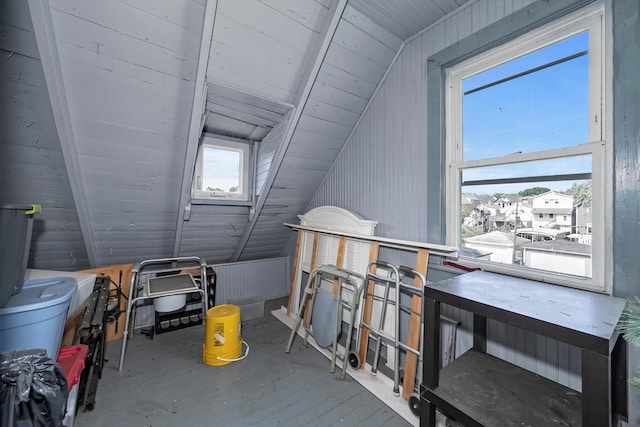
[213,256,290,304]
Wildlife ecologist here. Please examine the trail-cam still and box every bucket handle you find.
[216,341,250,363]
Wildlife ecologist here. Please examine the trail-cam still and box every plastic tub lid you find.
[0,203,41,214]
[0,277,77,314]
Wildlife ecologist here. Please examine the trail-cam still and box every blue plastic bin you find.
[0,277,77,358]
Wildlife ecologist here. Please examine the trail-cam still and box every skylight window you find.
[192,134,253,204]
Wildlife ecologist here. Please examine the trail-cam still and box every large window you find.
[445,5,609,292]
[192,133,253,204]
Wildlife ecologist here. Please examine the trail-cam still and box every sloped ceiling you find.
[2,0,470,270]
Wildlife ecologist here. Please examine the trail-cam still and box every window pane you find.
[462,155,592,186]
[462,32,589,161]
[202,146,241,193]
[460,177,593,278]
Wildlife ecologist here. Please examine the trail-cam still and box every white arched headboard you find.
[298,205,378,235]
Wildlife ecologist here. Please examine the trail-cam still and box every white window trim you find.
[445,3,611,293]
[192,133,254,205]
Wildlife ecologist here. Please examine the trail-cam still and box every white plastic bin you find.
[0,277,77,358]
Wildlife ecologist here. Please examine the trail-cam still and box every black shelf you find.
[425,349,581,426]
[422,270,627,427]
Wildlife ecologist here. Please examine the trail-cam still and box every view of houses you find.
[461,188,593,278]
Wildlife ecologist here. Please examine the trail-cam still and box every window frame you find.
[191,133,254,206]
[443,3,610,293]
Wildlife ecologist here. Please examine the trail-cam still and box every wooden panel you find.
[206,102,278,129]
[316,63,378,99]
[52,18,195,84]
[287,231,304,314]
[308,82,368,114]
[305,99,361,128]
[332,19,398,68]
[0,22,40,59]
[211,13,310,69]
[287,129,347,150]
[0,0,90,271]
[55,42,191,97]
[342,4,404,50]
[357,241,381,365]
[324,42,388,85]
[62,74,192,138]
[216,0,320,52]
[296,114,353,139]
[256,112,289,195]
[49,0,202,58]
[401,248,429,399]
[119,0,205,33]
[44,0,201,268]
[206,42,298,103]
[263,0,329,32]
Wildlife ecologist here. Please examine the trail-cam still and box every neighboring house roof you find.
[532,190,573,199]
[517,228,569,239]
[459,247,491,258]
[464,231,530,246]
[521,239,591,255]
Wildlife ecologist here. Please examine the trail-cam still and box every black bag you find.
[0,349,69,427]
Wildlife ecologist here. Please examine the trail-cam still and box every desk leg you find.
[473,313,486,353]
[424,297,440,388]
[421,396,436,427]
[612,336,628,420]
[582,349,612,427]
[422,297,440,427]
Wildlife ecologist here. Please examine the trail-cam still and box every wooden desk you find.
[421,270,627,427]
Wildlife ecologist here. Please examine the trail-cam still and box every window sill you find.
[443,257,608,295]
[190,198,253,207]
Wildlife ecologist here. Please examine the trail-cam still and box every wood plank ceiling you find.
[2,0,471,270]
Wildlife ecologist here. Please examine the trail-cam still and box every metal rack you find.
[118,257,209,371]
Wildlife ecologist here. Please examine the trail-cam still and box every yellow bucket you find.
[203,304,242,366]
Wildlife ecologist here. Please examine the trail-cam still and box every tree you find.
[518,187,550,197]
[618,298,640,389]
[565,182,592,208]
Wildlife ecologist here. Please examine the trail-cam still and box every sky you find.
[202,146,240,192]
[461,31,591,196]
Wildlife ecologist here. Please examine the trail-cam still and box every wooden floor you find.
[75,297,415,427]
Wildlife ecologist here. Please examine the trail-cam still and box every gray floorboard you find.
[74,297,413,426]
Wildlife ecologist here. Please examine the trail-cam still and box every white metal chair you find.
[118,256,208,371]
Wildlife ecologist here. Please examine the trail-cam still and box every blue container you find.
[0,277,77,358]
